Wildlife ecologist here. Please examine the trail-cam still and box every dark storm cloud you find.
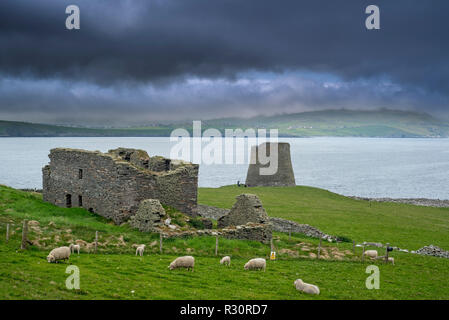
[0,0,448,123]
[1,0,448,90]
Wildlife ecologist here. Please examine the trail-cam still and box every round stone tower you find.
[245,142,296,187]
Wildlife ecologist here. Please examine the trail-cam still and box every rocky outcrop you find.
[218,194,270,228]
[197,204,230,220]
[129,199,166,232]
[415,245,449,259]
[270,217,337,242]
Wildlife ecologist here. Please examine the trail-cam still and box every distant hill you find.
[1,109,448,138]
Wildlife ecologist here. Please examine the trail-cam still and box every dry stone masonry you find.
[217,194,270,228]
[269,217,337,242]
[245,142,295,187]
[129,199,166,232]
[42,147,198,224]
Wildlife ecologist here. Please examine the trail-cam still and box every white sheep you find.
[69,244,80,254]
[294,279,320,295]
[220,256,231,266]
[47,246,71,263]
[244,258,266,271]
[136,244,146,257]
[168,256,195,271]
[363,250,378,259]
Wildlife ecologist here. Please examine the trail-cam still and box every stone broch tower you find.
[245,142,295,187]
[42,147,198,224]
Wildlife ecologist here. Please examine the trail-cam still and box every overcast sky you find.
[0,0,448,126]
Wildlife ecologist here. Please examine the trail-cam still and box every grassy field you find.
[0,185,448,300]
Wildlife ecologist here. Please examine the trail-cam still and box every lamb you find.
[136,244,146,257]
[244,258,266,271]
[168,256,195,271]
[294,279,320,295]
[363,250,378,259]
[220,256,231,266]
[47,246,71,263]
[69,244,80,254]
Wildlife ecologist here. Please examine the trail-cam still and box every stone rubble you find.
[415,245,449,259]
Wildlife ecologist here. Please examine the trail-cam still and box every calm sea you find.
[0,137,448,199]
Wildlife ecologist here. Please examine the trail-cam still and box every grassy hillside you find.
[199,186,449,250]
[1,185,448,300]
[202,109,449,138]
[0,120,173,137]
[1,109,449,137]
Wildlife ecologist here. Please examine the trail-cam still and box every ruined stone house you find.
[42,147,198,224]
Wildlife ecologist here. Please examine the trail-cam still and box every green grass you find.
[1,185,449,299]
[199,186,449,251]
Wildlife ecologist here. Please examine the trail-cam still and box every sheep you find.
[244,258,266,271]
[136,244,146,257]
[294,279,320,295]
[220,256,231,266]
[69,244,80,254]
[363,250,378,259]
[168,256,195,271]
[47,246,71,263]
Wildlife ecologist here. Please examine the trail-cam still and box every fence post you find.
[352,241,355,254]
[6,223,9,243]
[385,243,390,263]
[362,242,366,262]
[215,236,218,256]
[317,237,322,259]
[159,233,163,254]
[288,226,291,241]
[21,220,28,250]
[94,231,98,254]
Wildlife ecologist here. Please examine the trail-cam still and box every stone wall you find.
[42,148,198,224]
[270,217,337,241]
[160,222,272,243]
[245,142,296,187]
[218,194,270,228]
[197,204,230,220]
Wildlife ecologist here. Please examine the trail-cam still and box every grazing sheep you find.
[294,279,320,295]
[364,250,378,259]
[136,244,146,257]
[69,244,80,254]
[168,256,195,271]
[220,256,231,266]
[47,246,71,263]
[244,258,266,271]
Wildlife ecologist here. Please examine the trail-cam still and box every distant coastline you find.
[349,196,449,207]
[2,109,449,138]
